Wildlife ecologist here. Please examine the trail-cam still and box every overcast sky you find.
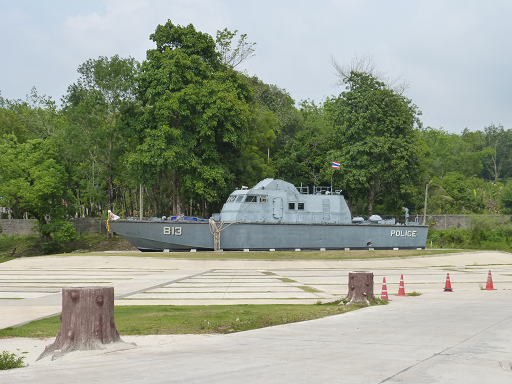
[1,0,511,134]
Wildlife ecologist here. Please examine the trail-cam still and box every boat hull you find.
[110,220,428,252]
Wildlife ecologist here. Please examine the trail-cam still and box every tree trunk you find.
[37,286,132,361]
[173,170,182,216]
[346,271,374,306]
[367,186,375,217]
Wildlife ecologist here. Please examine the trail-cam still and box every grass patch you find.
[0,233,469,260]
[0,235,41,260]
[277,278,297,283]
[0,233,136,260]
[0,350,27,370]
[0,256,18,265]
[0,302,385,338]
[297,286,322,293]
[63,248,464,260]
[406,291,422,296]
[66,233,137,253]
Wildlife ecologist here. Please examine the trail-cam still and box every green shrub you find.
[41,220,77,254]
[428,216,512,251]
[0,350,27,370]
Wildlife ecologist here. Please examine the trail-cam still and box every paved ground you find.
[1,251,512,383]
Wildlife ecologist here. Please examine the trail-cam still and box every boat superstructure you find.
[110,178,428,251]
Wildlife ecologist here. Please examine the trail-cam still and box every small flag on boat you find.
[332,161,341,169]
[108,210,120,220]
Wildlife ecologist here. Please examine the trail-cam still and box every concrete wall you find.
[425,215,511,230]
[0,218,107,236]
[2,215,511,236]
[69,218,108,235]
[0,219,38,235]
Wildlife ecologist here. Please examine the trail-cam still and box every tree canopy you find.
[2,19,512,251]
[130,21,254,215]
[327,71,426,216]
[62,55,139,212]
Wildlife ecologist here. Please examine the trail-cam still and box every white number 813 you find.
[163,227,182,236]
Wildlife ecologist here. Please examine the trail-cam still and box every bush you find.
[0,350,27,370]
[428,216,512,251]
[41,220,77,254]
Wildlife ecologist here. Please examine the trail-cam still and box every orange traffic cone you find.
[444,273,453,292]
[485,270,497,290]
[381,277,391,301]
[397,274,406,296]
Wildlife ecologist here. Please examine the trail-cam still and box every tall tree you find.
[0,88,66,142]
[247,76,303,148]
[275,100,333,188]
[0,135,76,252]
[420,127,488,179]
[235,107,278,187]
[481,124,512,182]
[328,71,426,216]
[62,55,139,212]
[131,21,253,216]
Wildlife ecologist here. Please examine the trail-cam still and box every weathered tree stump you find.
[38,286,133,361]
[346,271,374,306]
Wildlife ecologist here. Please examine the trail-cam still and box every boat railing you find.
[313,186,338,195]
[296,185,343,195]
[297,184,309,195]
[148,216,208,222]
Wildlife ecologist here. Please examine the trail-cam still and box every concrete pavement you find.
[1,251,512,383]
[1,251,512,328]
[1,290,512,383]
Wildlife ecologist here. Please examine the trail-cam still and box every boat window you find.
[260,196,267,203]
[288,202,296,210]
[245,195,258,203]
[297,202,305,210]
[226,195,236,203]
[235,196,244,203]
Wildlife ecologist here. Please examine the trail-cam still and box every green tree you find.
[481,124,512,182]
[328,71,426,216]
[498,178,512,214]
[439,172,484,213]
[466,177,502,214]
[131,21,254,216]
[0,135,76,252]
[62,55,139,213]
[216,28,256,68]
[420,127,487,179]
[247,76,303,149]
[235,107,278,187]
[0,88,66,143]
[275,100,333,188]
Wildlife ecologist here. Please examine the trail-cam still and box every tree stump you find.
[38,286,133,361]
[346,271,374,306]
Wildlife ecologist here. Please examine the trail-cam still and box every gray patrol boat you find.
[110,178,428,251]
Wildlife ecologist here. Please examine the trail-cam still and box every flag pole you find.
[331,163,333,193]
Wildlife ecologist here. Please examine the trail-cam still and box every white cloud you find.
[1,0,511,131]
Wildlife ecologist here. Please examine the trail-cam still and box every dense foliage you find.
[2,19,512,244]
[326,72,426,216]
[428,216,512,251]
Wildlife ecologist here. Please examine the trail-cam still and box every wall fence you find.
[0,218,108,236]
[1,215,511,236]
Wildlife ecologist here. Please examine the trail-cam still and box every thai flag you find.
[108,210,120,220]
[332,161,341,169]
